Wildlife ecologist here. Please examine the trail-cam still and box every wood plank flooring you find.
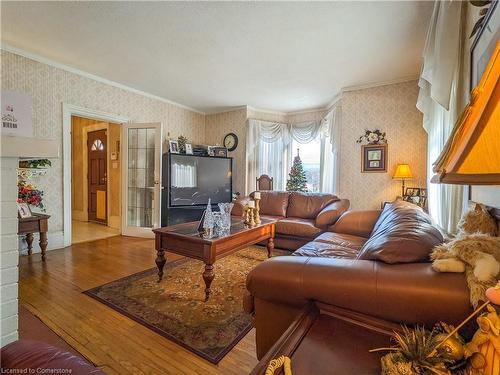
[19,236,258,375]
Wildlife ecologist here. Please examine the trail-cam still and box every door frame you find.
[121,122,163,238]
[62,103,129,247]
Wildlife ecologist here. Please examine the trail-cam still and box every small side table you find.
[18,213,50,261]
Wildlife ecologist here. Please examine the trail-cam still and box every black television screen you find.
[169,154,232,206]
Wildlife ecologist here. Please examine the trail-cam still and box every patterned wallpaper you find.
[339,81,427,209]
[1,51,205,234]
[205,108,248,195]
[2,49,427,241]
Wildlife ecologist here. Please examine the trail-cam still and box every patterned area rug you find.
[84,246,286,364]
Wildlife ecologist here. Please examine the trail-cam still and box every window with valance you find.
[246,105,341,195]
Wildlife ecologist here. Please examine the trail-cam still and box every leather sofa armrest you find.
[328,209,381,238]
[246,256,471,327]
[232,196,251,217]
[315,199,350,229]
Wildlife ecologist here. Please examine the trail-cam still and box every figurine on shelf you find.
[464,304,500,374]
[463,282,500,375]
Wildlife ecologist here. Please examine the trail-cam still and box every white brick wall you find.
[1,157,19,347]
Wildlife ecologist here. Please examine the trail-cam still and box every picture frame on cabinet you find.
[169,140,179,154]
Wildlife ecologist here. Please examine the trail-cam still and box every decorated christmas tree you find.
[286,149,308,192]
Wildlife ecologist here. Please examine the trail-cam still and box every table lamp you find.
[393,164,412,196]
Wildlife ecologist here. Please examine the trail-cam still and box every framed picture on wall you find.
[361,144,387,173]
[469,2,497,201]
[470,1,498,89]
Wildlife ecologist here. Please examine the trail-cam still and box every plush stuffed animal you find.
[431,204,500,307]
[431,234,500,281]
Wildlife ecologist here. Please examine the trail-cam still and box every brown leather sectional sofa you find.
[242,199,472,359]
[233,191,350,250]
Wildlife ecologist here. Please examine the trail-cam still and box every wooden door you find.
[88,130,107,224]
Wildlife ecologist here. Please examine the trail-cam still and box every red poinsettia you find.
[18,181,45,211]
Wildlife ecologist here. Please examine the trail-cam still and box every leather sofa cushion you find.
[1,340,105,374]
[293,240,359,259]
[315,199,350,228]
[253,191,290,217]
[358,201,443,264]
[275,218,322,238]
[314,232,367,251]
[286,192,337,219]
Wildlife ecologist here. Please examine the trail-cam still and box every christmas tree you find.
[286,149,308,192]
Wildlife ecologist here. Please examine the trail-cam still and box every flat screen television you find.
[168,153,232,207]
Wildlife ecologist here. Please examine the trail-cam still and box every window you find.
[291,137,322,192]
[247,112,340,195]
[91,139,104,151]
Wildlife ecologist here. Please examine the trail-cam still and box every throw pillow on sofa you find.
[357,201,443,264]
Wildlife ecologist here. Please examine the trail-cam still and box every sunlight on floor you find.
[72,220,120,244]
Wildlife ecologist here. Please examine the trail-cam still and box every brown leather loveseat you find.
[245,201,472,359]
[233,191,350,250]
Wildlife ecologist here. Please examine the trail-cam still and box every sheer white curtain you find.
[246,119,289,194]
[289,121,323,144]
[320,105,341,194]
[417,0,465,233]
[247,108,341,195]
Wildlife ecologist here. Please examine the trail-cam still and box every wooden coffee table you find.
[152,217,276,301]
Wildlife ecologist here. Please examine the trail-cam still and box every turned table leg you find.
[39,231,48,261]
[156,249,166,282]
[26,233,34,255]
[267,237,274,258]
[203,263,215,302]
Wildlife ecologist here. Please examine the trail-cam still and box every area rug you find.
[84,246,286,364]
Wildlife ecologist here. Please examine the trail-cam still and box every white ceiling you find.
[1,1,432,114]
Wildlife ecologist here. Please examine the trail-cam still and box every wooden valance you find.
[431,40,500,185]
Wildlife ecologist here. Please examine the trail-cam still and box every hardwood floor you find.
[72,220,120,244]
[19,236,258,375]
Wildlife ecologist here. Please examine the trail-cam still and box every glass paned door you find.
[122,123,162,237]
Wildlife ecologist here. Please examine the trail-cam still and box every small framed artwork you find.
[207,146,215,156]
[361,144,387,173]
[404,187,420,197]
[185,143,193,155]
[213,147,228,157]
[420,188,427,198]
[17,202,32,218]
[169,140,179,154]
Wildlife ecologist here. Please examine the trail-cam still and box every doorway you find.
[71,116,121,243]
[88,129,107,224]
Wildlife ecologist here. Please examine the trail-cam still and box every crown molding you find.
[246,106,288,117]
[0,43,206,115]
[341,75,419,93]
[1,43,419,117]
[206,105,249,116]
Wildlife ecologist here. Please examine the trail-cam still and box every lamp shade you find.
[393,164,413,180]
[432,40,500,185]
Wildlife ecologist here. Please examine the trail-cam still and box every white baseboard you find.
[108,215,121,230]
[18,230,65,255]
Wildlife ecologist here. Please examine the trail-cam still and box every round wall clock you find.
[223,133,238,151]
